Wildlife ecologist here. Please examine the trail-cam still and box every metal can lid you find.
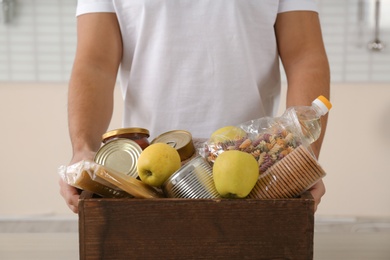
[151,130,195,161]
[102,127,150,142]
[94,138,142,178]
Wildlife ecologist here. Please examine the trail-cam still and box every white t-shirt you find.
[76,0,318,139]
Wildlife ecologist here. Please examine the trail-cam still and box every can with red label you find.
[102,127,150,150]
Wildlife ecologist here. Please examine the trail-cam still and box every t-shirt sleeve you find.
[76,0,115,17]
[278,0,318,13]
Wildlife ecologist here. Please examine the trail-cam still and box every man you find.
[60,1,330,213]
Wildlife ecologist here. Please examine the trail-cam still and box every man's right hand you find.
[59,178,80,214]
[60,151,96,213]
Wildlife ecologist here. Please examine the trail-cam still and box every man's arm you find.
[275,11,330,211]
[59,13,123,213]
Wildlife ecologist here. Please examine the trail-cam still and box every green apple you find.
[210,125,247,143]
[213,150,259,198]
[137,143,181,187]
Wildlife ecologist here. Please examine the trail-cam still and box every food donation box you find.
[66,96,332,260]
[78,190,314,260]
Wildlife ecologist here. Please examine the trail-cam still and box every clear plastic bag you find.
[58,160,163,199]
[203,109,312,174]
[58,160,133,198]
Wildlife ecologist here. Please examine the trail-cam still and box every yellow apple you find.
[137,143,181,187]
[212,150,259,198]
[210,125,247,143]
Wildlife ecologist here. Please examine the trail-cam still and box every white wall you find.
[0,82,389,218]
[0,82,123,217]
[280,83,390,218]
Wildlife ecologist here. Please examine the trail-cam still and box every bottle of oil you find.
[287,96,332,144]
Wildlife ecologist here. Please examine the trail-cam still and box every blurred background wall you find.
[0,0,389,218]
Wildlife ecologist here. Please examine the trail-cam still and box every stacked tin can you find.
[94,127,150,178]
[151,130,196,162]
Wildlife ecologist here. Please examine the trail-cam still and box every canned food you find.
[162,156,221,199]
[94,138,142,178]
[102,127,150,150]
[151,130,195,161]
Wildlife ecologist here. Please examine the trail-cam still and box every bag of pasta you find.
[203,112,308,175]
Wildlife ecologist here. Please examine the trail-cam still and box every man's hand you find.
[59,151,96,214]
[59,178,80,214]
[309,179,326,212]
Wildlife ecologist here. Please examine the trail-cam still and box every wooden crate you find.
[79,191,314,260]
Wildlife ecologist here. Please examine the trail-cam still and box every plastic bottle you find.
[287,95,332,144]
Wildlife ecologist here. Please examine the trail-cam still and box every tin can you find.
[151,130,195,161]
[162,156,221,199]
[94,138,142,178]
[102,127,150,150]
